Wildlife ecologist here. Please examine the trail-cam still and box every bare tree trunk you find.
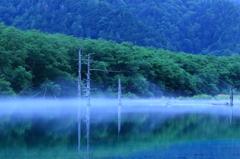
[43,88,47,99]
[118,77,122,135]
[78,49,82,152]
[230,107,233,125]
[230,86,233,107]
[29,92,41,99]
[86,53,94,158]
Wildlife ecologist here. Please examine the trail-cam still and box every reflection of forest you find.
[0,107,239,149]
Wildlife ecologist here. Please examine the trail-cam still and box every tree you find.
[40,80,61,98]
[0,78,15,97]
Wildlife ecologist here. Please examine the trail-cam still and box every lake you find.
[0,99,240,159]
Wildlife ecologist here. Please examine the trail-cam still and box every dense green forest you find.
[0,0,239,55]
[0,23,240,98]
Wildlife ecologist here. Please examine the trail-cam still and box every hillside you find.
[0,0,239,55]
[1,24,240,98]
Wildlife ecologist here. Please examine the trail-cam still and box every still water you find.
[0,99,240,159]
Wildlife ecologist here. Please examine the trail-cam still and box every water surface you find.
[0,99,240,159]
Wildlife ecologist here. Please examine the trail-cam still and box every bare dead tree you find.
[230,86,233,107]
[43,87,47,99]
[118,77,122,135]
[230,107,233,125]
[80,52,122,156]
[78,49,82,152]
[81,53,95,158]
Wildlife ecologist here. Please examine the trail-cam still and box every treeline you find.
[0,0,239,55]
[0,24,240,98]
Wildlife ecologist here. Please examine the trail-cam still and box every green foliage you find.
[0,0,239,55]
[122,92,138,99]
[191,94,213,99]
[214,95,229,99]
[9,66,33,94]
[0,23,240,98]
[0,78,15,97]
[40,80,61,97]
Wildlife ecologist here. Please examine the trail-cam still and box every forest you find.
[0,23,240,98]
[0,0,239,56]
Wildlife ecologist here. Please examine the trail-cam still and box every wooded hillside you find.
[0,0,239,55]
[1,24,240,98]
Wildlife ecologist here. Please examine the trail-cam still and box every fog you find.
[1,98,239,118]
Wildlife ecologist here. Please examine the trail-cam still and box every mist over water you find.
[1,98,240,159]
[1,98,239,117]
